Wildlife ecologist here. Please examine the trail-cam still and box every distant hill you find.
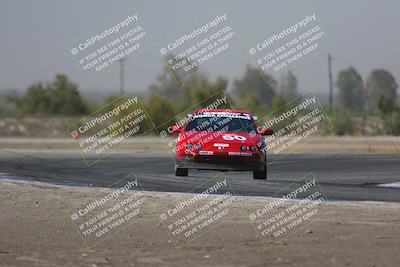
[0,87,148,105]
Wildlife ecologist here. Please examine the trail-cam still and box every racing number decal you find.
[222,134,246,141]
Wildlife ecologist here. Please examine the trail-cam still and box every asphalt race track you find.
[1,150,400,202]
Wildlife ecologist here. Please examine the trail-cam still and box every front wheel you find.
[175,167,188,176]
[253,154,267,180]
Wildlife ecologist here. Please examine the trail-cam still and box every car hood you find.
[181,131,262,147]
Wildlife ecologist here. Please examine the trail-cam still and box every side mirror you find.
[171,125,182,133]
[261,128,273,136]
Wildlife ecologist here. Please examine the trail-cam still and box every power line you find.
[119,57,125,96]
[328,53,333,111]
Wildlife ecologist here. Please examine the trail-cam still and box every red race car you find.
[172,109,273,179]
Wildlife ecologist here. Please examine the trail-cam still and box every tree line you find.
[1,59,399,135]
[335,67,399,135]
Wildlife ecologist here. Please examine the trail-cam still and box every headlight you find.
[249,145,256,152]
[240,146,247,152]
[194,144,202,150]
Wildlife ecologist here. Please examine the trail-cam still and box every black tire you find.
[175,167,188,176]
[253,154,267,180]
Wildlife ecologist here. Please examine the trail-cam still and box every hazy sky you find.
[0,0,398,97]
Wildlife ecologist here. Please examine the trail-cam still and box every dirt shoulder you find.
[0,180,399,267]
[0,136,399,153]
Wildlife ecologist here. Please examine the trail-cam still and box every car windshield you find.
[185,115,257,133]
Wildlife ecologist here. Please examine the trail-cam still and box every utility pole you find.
[328,53,333,111]
[119,57,125,96]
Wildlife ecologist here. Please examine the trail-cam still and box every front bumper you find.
[176,154,265,171]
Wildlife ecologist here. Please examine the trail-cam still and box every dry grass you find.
[0,136,399,153]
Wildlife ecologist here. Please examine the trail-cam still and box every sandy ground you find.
[0,180,399,267]
[0,136,399,153]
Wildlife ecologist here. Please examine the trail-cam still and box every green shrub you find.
[383,111,400,135]
[330,110,354,135]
